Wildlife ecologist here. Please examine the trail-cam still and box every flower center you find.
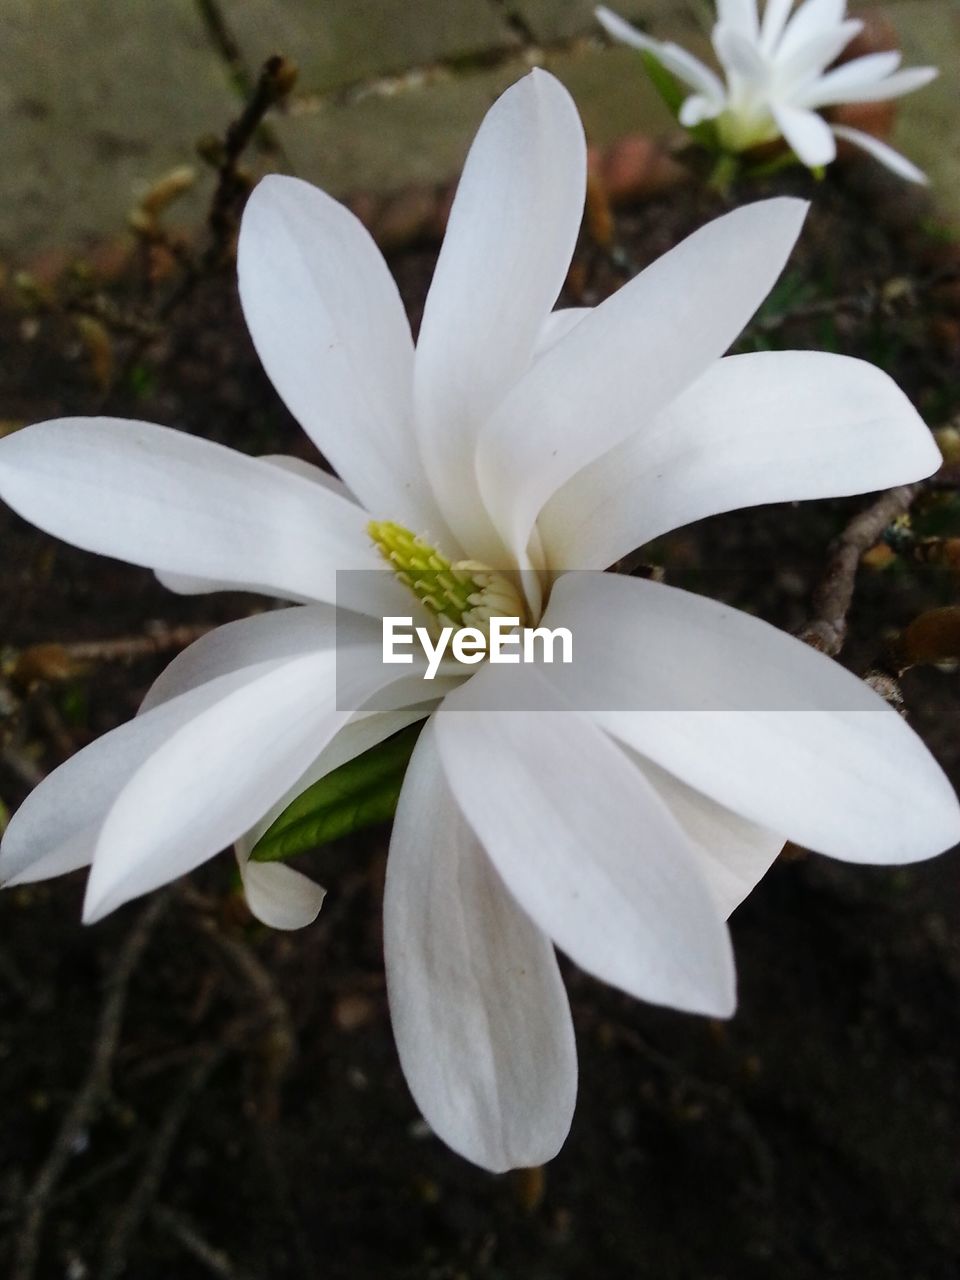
[367,520,526,633]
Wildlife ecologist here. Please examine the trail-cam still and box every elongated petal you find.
[596,8,726,101]
[237,176,449,539]
[760,0,793,52]
[413,70,586,562]
[772,102,837,165]
[776,0,846,63]
[384,720,577,1172]
[718,0,760,41]
[0,418,391,613]
[84,641,434,921]
[807,64,938,107]
[830,124,929,184]
[538,350,942,569]
[630,753,784,917]
[540,573,960,863]
[477,199,808,564]
[774,21,862,88]
[436,665,736,1017]
[714,24,767,78]
[534,308,591,360]
[679,93,724,127]
[0,661,285,887]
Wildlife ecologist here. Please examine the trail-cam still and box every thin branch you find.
[797,484,923,657]
[11,893,169,1280]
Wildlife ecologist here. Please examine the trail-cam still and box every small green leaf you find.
[251,721,425,862]
[639,50,687,117]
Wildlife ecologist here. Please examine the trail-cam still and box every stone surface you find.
[222,0,515,92]
[0,0,237,260]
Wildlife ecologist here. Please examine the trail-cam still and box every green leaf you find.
[251,721,425,862]
[639,50,687,117]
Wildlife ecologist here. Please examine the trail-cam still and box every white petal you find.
[714,24,768,79]
[477,198,808,565]
[237,175,448,538]
[759,0,793,52]
[679,93,723,127]
[630,753,784,918]
[384,721,577,1172]
[718,0,760,41]
[0,418,391,613]
[540,573,960,864]
[261,453,354,500]
[436,665,736,1017]
[236,855,327,932]
[139,605,341,712]
[412,70,586,563]
[538,350,943,570]
[776,0,845,62]
[596,8,727,101]
[774,21,863,87]
[806,63,938,107]
[84,641,432,921]
[771,102,837,166]
[830,124,929,184]
[0,661,285,887]
[533,308,592,361]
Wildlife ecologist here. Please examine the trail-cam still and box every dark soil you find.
[1,159,959,1279]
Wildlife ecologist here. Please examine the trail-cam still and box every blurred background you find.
[2,4,960,1279]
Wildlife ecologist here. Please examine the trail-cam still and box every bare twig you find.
[152,1204,251,1280]
[12,893,169,1280]
[797,484,923,657]
[98,1043,228,1280]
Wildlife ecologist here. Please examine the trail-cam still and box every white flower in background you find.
[0,70,957,1173]
[597,1,938,182]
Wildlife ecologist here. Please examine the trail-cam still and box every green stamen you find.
[367,520,526,630]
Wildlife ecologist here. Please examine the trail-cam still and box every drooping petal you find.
[830,124,929,184]
[804,63,938,107]
[435,664,736,1017]
[539,573,960,864]
[477,198,808,564]
[412,70,586,563]
[596,7,727,102]
[630,753,784,918]
[236,853,327,932]
[384,720,577,1172]
[237,175,449,539]
[538,350,942,570]
[0,418,393,614]
[0,661,287,887]
[771,101,837,165]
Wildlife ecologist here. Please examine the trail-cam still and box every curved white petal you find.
[533,308,592,361]
[631,753,784,918]
[260,453,354,500]
[809,64,939,107]
[478,198,808,565]
[679,93,723,127]
[435,665,736,1017]
[0,418,392,613]
[236,854,327,931]
[596,8,726,101]
[413,70,586,563]
[84,641,435,921]
[830,124,929,184]
[714,24,768,79]
[540,573,960,864]
[772,102,837,166]
[776,0,846,63]
[384,720,577,1172]
[0,661,286,887]
[238,175,448,538]
[538,350,943,570]
[719,0,760,41]
[774,21,863,87]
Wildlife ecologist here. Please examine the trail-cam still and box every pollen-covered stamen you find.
[367,521,526,632]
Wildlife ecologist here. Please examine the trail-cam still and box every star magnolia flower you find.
[0,70,957,1173]
[597,1,938,182]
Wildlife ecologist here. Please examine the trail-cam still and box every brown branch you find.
[797,483,923,658]
[11,893,169,1280]
[152,1204,252,1280]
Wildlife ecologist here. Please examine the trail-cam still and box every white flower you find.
[0,70,956,1173]
[597,1,938,182]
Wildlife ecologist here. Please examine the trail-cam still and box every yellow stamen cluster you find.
[367,521,526,632]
